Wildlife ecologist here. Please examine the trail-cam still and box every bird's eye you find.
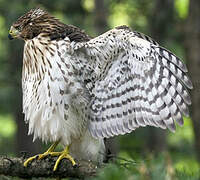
[29,22,33,26]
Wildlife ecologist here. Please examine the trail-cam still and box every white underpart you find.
[22,35,104,162]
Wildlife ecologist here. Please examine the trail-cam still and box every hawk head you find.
[9,8,91,42]
[8,8,57,40]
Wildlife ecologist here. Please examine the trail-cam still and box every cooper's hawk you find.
[8,8,192,170]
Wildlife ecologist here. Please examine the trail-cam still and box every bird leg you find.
[24,141,76,171]
[23,140,60,167]
[53,145,76,171]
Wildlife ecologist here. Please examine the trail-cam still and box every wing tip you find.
[187,79,193,89]
[167,123,176,133]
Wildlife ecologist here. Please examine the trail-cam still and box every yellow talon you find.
[53,146,76,171]
[24,155,38,167]
[23,141,76,171]
[23,140,59,167]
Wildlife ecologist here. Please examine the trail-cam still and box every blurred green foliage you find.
[0,0,198,179]
[0,114,15,138]
[175,0,189,19]
[91,154,200,180]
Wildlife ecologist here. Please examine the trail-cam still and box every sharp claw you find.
[53,165,58,171]
[73,163,78,168]
[53,153,76,171]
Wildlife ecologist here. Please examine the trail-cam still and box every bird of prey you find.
[8,8,192,171]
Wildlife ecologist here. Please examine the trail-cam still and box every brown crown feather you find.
[12,8,91,42]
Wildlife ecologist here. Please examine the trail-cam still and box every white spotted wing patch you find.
[73,26,192,138]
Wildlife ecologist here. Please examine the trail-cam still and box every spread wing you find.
[72,26,193,138]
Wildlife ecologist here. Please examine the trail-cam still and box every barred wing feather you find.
[73,26,192,138]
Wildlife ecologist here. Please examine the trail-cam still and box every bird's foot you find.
[23,142,76,171]
[53,146,76,171]
[23,140,59,167]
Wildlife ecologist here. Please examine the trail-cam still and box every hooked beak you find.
[8,26,19,40]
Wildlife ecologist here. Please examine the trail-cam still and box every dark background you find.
[0,0,200,179]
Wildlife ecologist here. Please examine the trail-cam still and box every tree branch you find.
[0,156,98,179]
